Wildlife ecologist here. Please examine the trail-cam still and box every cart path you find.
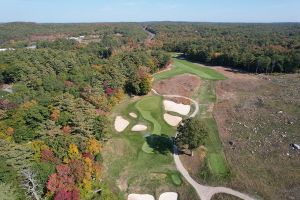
[152,89,255,200]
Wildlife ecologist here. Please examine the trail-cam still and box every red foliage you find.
[82,152,94,160]
[69,159,85,183]
[41,149,59,164]
[54,189,80,200]
[47,173,60,193]
[105,87,115,96]
[47,164,75,193]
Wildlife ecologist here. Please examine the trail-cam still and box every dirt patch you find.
[153,74,201,98]
[213,67,264,139]
[179,146,206,181]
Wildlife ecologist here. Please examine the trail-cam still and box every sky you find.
[0,0,300,23]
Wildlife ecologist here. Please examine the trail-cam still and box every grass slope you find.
[154,56,227,82]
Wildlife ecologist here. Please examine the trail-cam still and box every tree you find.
[175,118,208,156]
[22,169,42,200]
[0,183,18,200]
[86,138,101,155]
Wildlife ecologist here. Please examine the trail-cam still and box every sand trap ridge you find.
[114,116,129,132]
[163,100,190,116]
[164,114,182,126]
[131,124,147,131]
[159,192,178,200]
[128,194,155,200]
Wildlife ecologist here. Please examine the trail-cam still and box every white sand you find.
[159,192,178,200]
[164,114,182,126]
[129,112,137,118]
[128,194,155,200]
[114,116,130,132]
[163,100,190,116]
[131,124,147,132]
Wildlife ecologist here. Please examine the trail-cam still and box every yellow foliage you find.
[86,139,101,155]
[94,163,102,180]
[82,178,92,191]
[21,100,37,109]
[114,89,125,103]
[84,157,93,173]
[0,131,12,142]
[68,143,80,159]
[30,140,49,161]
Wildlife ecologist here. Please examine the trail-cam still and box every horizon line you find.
[1,21,300,24]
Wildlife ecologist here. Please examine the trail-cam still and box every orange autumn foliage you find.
[62,125,71,134]
[51,109,60,121]
[6,127,14,136]
[86,139,101,155]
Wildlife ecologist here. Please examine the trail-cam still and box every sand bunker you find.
[159,192,178,200]
[128,194,155,200]
[131,124,147,132]
[114,116,129,132]
[129,112,137,118]
[163,100,190,116]
[164,114,182,126]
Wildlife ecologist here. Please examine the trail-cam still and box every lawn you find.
[154,56,227,82]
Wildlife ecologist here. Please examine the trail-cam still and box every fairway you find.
[154,56,227,82]
[197,81,230,177]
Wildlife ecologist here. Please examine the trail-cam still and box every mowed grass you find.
[154,56,227,82]
[197,80,229,178]
[135,95,174,136]
[203,118,229,176]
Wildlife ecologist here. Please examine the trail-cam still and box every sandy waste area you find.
[131,124,147,131]
[128,194,155,200]
[114,116,129,132]
[129,112,137,118]
[163,114,182,126]
[163,100,190,116]
[159,192,178,200]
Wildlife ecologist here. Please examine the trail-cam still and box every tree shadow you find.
[145,134,173,154]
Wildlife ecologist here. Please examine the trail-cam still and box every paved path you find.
[152,89,255,200]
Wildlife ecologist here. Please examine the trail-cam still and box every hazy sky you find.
[0,0,300,23]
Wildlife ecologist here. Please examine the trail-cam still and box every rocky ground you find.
[213,68,300,200]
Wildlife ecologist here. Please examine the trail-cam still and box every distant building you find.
[0,48,15,52]
[26,45,37,49]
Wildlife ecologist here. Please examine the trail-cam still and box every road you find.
[152,89,255,200]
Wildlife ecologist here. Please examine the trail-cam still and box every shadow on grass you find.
[145,134,173,154]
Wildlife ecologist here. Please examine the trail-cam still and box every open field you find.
[154,56,227,82]
[213,67,300,200]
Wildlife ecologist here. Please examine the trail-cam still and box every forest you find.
[0,23,170,200]
[147,23,300,73]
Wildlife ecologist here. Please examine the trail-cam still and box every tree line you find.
[148,23,300,73]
